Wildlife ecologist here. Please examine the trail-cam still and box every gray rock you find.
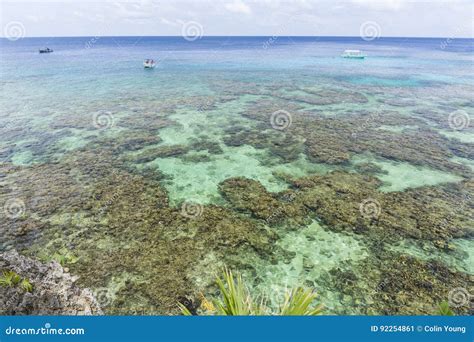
[0,250,103,315]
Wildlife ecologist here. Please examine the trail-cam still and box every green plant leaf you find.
[0,270,21,287]
[177,268,324,316]
[279,287,324,316]
[20,278,33,293]
[177,303,193,315]
[437,301,454,316]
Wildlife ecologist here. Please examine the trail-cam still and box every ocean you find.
[0,36,473,315]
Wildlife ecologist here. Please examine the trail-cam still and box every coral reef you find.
[293,171,473,245]
[328,252,473,315]
[1,56,473,316]
[1,145,277,314]
[129,145,188,163]
[237,98,473,176]
[219,171,473,247]
[373,254,473,315]
[353,162,388,176]
[219,177,308,226]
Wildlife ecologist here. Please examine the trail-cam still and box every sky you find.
[0,0,473,38]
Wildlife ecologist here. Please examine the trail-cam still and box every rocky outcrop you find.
[0,250,102,315]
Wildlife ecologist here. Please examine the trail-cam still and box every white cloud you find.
[225,0,252,15]
[25,15,40,22]
[350,0,406,11]
[350,0,471,11]
[0,0,471,38]
[113,2,156,20]
[160,17,178,27]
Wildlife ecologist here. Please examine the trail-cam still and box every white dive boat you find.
[341,50,366,59]
[143,59,156,69]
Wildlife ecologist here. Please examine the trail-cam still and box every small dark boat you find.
[39,48,53,54]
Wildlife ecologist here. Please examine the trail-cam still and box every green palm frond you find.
[279,287,324,316]
[177,303,193,316]
[214,268,260,315]
[178,268,323,316]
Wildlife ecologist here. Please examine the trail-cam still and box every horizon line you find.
[1,35,473,40]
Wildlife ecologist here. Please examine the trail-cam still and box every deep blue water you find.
[1,36,472,96]
[1,36,473,52]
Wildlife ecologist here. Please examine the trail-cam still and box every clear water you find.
[1,36,473,315]
[351,156,464,192]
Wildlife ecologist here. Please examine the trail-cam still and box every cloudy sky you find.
[1,0,473,38]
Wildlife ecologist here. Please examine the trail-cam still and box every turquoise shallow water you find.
[1,37,473,315]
